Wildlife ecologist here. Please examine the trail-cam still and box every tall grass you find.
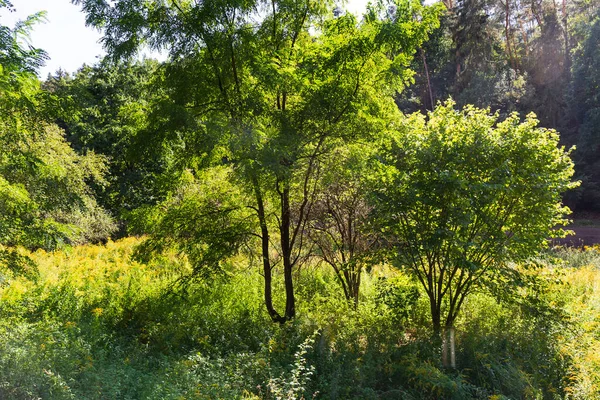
[0,239,599,399]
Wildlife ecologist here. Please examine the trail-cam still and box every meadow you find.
[0,238,599,399]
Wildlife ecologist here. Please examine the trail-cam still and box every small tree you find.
[307,144,381,307]
[373,101,577,367]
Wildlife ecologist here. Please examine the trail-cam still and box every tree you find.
[132,166,254,279]
[570,12,600,210]
[307,144,382,307]
[44,58,170,231]
[372,101,576,367]
[74,0,440,322]
[397,0,533,116]
[0,4,114,278]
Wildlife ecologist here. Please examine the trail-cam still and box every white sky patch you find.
[1,0,104,78]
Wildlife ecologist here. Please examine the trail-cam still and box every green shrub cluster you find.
[0,239,598,399]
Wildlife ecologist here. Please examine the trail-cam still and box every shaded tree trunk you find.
[442,326,457,368]
[503,0,517,70]
[280,185,296,320]
[420,47,435,111]
[252,175,286,324]
[562,0,571,75]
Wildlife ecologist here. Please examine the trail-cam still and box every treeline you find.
[397,0,600,210]
[34,0,600,227]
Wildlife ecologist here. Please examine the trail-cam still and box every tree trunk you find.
[431,299,458,368]
[442,330,449,367]
[448,326,456,368]
[431,299,442,334]
[562,0,571,75]
[504,0,517,71]
[253,176,285,324]
[441,326,456,368]
[420,47,435,111]
[353,267,361,309]
[280,185,296,321]
[429,298,446,364]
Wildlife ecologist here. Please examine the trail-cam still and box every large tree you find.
[73,0,440,322]
[372,101,576,367]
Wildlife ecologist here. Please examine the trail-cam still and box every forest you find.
[1,0,600,398]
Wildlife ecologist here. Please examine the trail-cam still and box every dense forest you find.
[1,0,600,398]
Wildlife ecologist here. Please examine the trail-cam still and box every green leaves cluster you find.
[372,100,577,331]
[45,59,170,224]
[133,167,254,277]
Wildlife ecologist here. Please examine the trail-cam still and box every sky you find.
[0,0,372,78]
[1,0,105,77]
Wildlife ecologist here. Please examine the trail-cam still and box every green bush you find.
[0,239,599,398]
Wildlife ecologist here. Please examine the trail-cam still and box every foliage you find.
[73,0,440,322]
[375,275,420,327]
[267,333,317,400]
[0,238,598,398]
[2,0,600,398]
[307,143,383,306]
[372,101,576,339]
[133,167,254,278]
[45,58,171,228]
[571,13,600,210]
[0,6,115,262]
[393,0,600,214]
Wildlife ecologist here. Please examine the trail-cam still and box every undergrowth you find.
[0,239,598,399]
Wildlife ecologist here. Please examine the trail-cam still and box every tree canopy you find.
[372,101,576,364]
[44,58,170,231]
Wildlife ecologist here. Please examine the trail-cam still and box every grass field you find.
[0,238,599,399]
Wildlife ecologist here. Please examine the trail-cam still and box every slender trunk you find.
[331,264,350,301]
[442,326,456,369]
[450,327,456,368]
[562,0,570,75]
[252,176,285,324]
[455,49,461,82]
[530,0,543,27]
[442,329,449,368]
[519,18,529,56]
[504,0,517,70]
[430,301,446,367]
[353,267,361,309]
[420,47,435,111]
[280,185,296,320]
[431,297,442,334]
[431,298,458,368]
